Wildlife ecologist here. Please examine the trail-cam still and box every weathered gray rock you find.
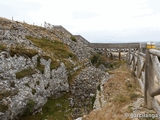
[0,51,70,119]
[0,17,110,120]
[69,66,110,119]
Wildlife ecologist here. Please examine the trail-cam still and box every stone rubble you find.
[69,66,110,119]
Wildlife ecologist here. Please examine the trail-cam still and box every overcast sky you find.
[0,0,160,43]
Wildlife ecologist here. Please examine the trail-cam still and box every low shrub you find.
[90,54,106,67]
[70,36,77,42]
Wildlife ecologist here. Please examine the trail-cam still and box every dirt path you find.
[82,63,157,120]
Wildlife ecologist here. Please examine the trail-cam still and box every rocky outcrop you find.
[0,51,69,120]
[0,17,109,120]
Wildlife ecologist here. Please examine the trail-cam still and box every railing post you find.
[139,43,142,52]
[145,49,154,109]
[104,48,107,58]
[129,48,131,64]
[119,49,121,60]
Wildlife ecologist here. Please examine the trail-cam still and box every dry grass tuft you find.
[83,61,141,120]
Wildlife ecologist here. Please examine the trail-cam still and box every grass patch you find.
[20,94,72,120]
[41,55,51,61]
[64,60,74,71]
[125,81,138,92]
[113,60,125,68]
[50,60,60,70]
[26,36,78,70]
[113,93,127,103]
[129,93,140,100]
[36,57,44,74]
[26,36,75,59]
[9,46,38,58]
[0,44,6,52]
[90,53,107,67]
[23,99,36,116]
[16,67,35,79]
[91,95,96,108]
[70,36,77,42]
[40,55,60,70]
[68,66,85,85]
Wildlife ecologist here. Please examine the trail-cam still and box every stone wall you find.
[74,35,90,46]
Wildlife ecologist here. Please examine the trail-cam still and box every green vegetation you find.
[26,36,75,59]
[0,104,8,112]
[50,60,60,70]
[10,81,15,87]
[129,93,140,100]
[91,95,96,108]
[0,44,6,52]
[15,67,35,79]
[36,57,45,74]
[68,66,85,84]
[9,46,38,58]
[97,84,101,91]
[23,99,36,116]
[112,60,125,68]
[25,83,30,88]
[32,88,36,95]
[20,94,72,120]
[44,83,50,90]
[107,60,126,72]
[113,93,126,103]
[26,36,78,70]
[38,55,60,70]
[36,81,40,85]
[90,54,106,67]
[64,60,74,71]
[70,36,77,42]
